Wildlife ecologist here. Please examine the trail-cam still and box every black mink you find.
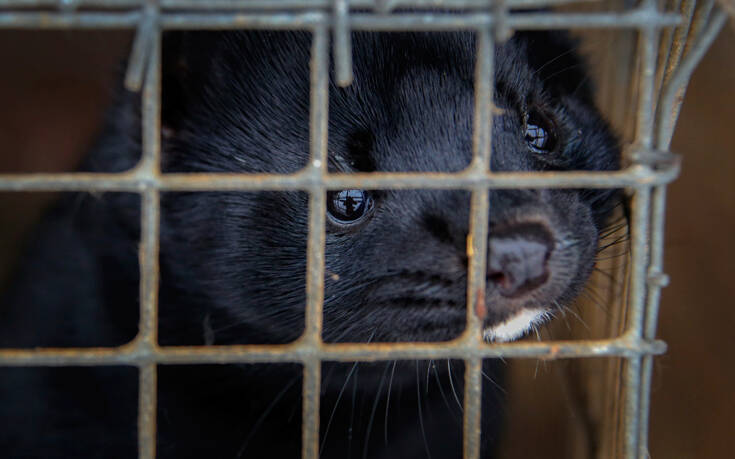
[0,30,620,458]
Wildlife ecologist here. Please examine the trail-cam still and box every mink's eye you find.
[524,110,558,154]
[327,190,374,225]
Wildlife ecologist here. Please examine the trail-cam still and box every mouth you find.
[482,307,552,342]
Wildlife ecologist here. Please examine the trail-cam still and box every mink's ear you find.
[516,31,595,104]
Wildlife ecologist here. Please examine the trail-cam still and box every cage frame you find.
[0,1,729,458]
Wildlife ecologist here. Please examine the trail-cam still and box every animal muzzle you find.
[486,221,554,298]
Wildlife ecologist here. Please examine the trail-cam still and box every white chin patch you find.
[483,308,551,343]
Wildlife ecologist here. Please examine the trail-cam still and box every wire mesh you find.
[0,1,728,458]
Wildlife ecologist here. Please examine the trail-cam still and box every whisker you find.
[425,359,432,396]
[557,301,592,332]
[481,369,507,395]
[416,361,432,459]
[362,362,391,459]
[532,46,582,77]
[432,361,459,421]
[321,361,359,454]
[384,360,397,446]
[348,363,359,458]
[236,375,300,457]
[447,360,464,413]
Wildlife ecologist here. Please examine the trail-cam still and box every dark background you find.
[0,25,733,458]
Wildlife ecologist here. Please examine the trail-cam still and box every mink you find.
[0,29,619,458]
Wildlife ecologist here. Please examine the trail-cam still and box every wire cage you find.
[0,0,729,458]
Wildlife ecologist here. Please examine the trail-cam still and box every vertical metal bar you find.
[638,11,728,456]
[138,36,161,343]
[643,187,668,342]
[622,183,651,459]
[463,358,484,459]
[658,0,694,91]
[463,186,488,459]
[124,4,157,91]
[138,190,160,459]
[634,10,660,151]
[333,0,353,87]
[622,9,659,454]
[463,24,494,459]
[302,360,322,459]
[304,24,329,349]
[471,26,494,171]
[637,358,654,459]
[623,355,643,459]
[636,185,667,458]
[656,9,727,148]
[302,24,329,459]
[138,363,158,459]
[137,26,161,459]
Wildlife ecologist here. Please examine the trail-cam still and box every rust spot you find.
[326,269,340,281]
[547,344,560,359]
[474,288,487,320]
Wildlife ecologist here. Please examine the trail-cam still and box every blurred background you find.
[0,20,732,459]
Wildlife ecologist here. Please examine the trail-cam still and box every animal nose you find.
[487,223,553,298]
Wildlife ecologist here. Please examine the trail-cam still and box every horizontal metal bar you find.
[0,163,679,192]
[0,9,682,30]
[0,10,141,27]
[0,335,667,366]
[348,11,682,31]
[0,0,610,11]
[0,0,141,7]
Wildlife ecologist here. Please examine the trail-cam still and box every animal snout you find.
[487,222,554,298]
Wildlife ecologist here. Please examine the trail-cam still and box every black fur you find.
[0,30,619,458]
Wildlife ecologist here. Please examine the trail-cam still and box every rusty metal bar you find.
[471,26,494,171]
[636,185,668,459]
[0,163,681,192]
[621,185,651,458]
[303,25,329,349]
[463,358,483,459]
[0,0,629,10]
[0,337,668,366]
[635,9,661,152]
[0,10,143,27]
[635,9,728,457]
[300,23,329,459]
[135,25,162,459]
[333,0,353,87]
[124,3,157,91]
[622,1,659,454]
[137,189,160,347]
[461,22,496,459]
[656,8,727,148]
[656,0,694,98]
[138,363,157,459]
[0,9,683,30]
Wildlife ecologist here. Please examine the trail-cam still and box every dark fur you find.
[0,30,619,458]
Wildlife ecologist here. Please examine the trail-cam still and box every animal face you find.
[157,31,619,346]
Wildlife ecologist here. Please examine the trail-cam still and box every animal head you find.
[153,30,620,345]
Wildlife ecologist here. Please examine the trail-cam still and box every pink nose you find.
[487,223,553,298]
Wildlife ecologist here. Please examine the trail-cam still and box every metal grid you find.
[0,1,728,458]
